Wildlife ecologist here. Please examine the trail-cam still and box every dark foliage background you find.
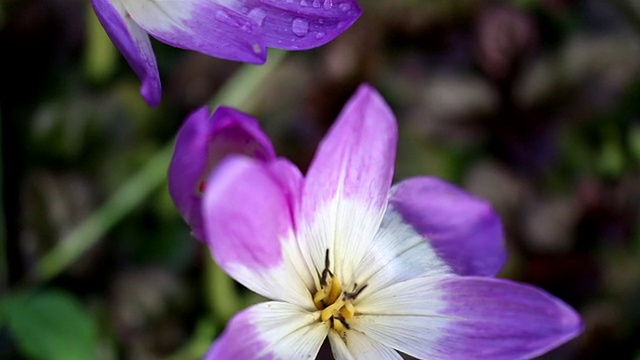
[1,0,639,359]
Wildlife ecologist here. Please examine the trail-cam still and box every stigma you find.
[312,249,367,334]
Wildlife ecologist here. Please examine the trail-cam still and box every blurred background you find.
[1,0,640,359]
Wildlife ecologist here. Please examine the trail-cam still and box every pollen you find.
[313,249,366,334]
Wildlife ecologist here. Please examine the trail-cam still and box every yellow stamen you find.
[313,249,365,334]
[327,275,342,305]
[313,274,342,309]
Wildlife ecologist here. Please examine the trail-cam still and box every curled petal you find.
[354,276,583,360]
[205,301,327,359]
[240,0,362,50]
[203,156,313,307]
[389,177,506,276]
[91,0,161,106]
[168,106,275,241]
[300,84,398,286]
[121,0,267,63]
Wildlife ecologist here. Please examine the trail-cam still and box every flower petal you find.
[299,84,398,287]
[121,0,267,64]
[328,330,402,360]
[351,207,452,297]
[203,155,313,307]
[267,158,304,219]
[91,0,161,106]
[168,106,276,241]
[353,276,583,360]
[389,177,506,276]
[238,0,362,50]
[326,332,354,360]
[205,301,327,359]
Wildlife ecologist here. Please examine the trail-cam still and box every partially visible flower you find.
[91,0,362,107]
[169,85,582,359]
[169,106,276,240]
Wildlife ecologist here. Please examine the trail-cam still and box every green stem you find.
[35,144,173,281]
[34,50,287,282]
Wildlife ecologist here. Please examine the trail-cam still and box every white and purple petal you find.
[352,207,452,296]
[389,177,506,276]
[91,0,161,106]
[299,84,398,287]
[353,276,583,360]
[202,155,314,307]
[235,0,362,50]
[205,301,327,359]
[168,106,276,241]
[121,0,267,64]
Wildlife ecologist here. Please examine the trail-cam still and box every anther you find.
[320,249,333,286]
[344,284,368,300]
[313,248,367,333]
[324,249,330,269]
[334,314,351,330]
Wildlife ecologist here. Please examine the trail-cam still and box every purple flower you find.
[91,0,362,107]
[169,85,583,359]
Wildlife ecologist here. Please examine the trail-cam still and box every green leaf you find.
[2,290,97,360]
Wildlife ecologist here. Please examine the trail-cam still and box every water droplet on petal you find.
[215,10,245,29]
[248,8,267,26]
[315,32,326,39]
[292,18,309,37]
[339,3,351,11]
[300,0,309,6]
[323,0,332,10]
[215,10,231,22]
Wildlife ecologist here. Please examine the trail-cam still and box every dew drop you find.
[323,0,332,10]
[292,18,309,37]
[215,10,244,29]
[315,32,326,39]
[339,3,351,11]
[215,10,231,22]
[248,8,267,26]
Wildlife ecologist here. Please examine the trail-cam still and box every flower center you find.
[312,250,367,333]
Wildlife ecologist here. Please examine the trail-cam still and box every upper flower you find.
[168,84,583,359]
[91,0,362,107]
